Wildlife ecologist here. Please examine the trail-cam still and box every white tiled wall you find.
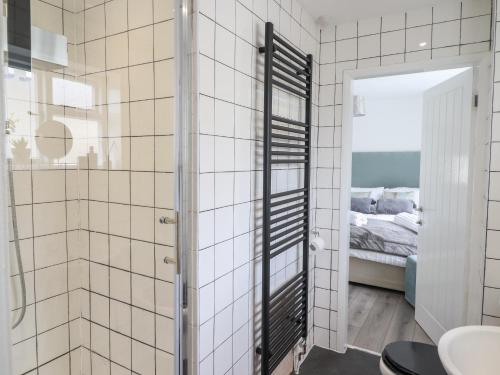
[484,0,500,326]
[6,0,496,374]
[195,0,320,374]
[7,0,83,373]
[76,0,177,374]
[315,0,492,350]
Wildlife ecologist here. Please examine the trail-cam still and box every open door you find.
[415,68,474,344]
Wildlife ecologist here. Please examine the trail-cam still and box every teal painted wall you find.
[351,152,420,188]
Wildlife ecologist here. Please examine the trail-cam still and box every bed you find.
[349,213,418,291]
[349,151,421,291]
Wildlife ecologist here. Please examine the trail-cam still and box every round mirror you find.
[35,120,73,159]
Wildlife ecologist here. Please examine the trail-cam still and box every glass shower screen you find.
[0,0,180,374]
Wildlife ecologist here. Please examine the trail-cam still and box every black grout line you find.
[19,347,80,375]
[12,317,80,347]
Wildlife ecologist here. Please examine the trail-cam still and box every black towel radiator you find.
[257,22,313,375]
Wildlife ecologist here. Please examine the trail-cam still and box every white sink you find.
[438,326,500,375]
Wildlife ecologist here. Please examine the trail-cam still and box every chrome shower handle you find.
[159,216,176,224]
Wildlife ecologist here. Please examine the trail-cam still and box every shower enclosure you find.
[0,0,192,374]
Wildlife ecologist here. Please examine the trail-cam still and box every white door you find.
[415,69,473,344]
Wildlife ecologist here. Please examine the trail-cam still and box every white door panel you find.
[416,69,473,344]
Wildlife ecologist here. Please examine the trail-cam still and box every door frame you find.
[337,53,491,353]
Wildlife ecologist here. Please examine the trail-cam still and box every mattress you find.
[349,248,407,267]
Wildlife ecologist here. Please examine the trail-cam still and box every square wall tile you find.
[129,26,154,66]
[461,15,491,44]
[106,33,129,70]
[406,25,431,52]
[381,30,405,55]
[358,34,380,58]
[432,20,460,48]
[129,64,155,101]
[336,38,357,62]
[128,0,153,29]
[105,0,128,35]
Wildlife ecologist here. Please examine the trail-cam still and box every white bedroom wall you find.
[352,95,423,152]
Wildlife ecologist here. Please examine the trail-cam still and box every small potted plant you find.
[11,137,31,164]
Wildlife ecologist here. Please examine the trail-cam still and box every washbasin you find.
[438,326,500,375]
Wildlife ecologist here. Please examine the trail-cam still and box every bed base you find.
[349,257,405,291]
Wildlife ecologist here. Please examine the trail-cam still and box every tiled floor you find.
[298,346,380,375]
[348,283,433,353]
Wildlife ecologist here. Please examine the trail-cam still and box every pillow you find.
[384,188,419,207]
[351,197,374,214]
[376,198,414,215]
[351,191,371,199]
[351,187,384,201]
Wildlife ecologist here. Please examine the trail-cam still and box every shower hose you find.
[8,159,26,329]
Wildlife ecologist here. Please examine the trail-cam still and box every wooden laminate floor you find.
[348,283,433,354]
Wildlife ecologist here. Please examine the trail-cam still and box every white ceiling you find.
[352,68,470,98]
[297,0,450,25]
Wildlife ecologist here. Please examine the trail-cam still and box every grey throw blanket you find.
[350,219,417,257]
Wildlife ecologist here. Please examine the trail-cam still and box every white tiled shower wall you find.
[194,0,321,374]
[75,0,177,374]
[7,1,82,373]
[314,0,493,351]
[7,0,177,374]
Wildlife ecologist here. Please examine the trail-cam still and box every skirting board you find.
[349,257,405,291]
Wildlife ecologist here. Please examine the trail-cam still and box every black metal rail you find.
[257,22,312,375]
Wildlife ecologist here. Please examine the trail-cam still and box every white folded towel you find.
[394,212,419,233]
[350,211,368,226]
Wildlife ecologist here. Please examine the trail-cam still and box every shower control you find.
[159,216,176,224]
[163,255,177,264]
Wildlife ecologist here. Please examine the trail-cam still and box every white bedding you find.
[349,248,407,267]
[363,213,395,222]
[349,212,414,268]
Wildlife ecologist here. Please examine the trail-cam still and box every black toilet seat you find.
[382,341,448,375]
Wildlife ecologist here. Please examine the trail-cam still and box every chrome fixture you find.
[2,17,68,71]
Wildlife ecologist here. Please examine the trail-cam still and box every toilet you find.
[379,341,447,375]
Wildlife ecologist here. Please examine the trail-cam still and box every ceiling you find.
[352,68,470,98]
[297,0,451,25]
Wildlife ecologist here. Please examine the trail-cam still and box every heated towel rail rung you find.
[272,115,308,128]
[270,201,307,217]
[271,142,307,149]
[270,194,308,207]
[272,53,310,76]
[274,44,308,68]
[272,80,309,98]
[273,70,309,92]
[271,133,306,142]
[272,61,308,83]
[270,188,308,200]
[269,229,308,251]
[270,217,307,235]
[273,33,308,61]
[270,236,306,259]
[269,208,308,225]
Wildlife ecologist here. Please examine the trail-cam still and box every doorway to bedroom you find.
[342,64,486,354]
